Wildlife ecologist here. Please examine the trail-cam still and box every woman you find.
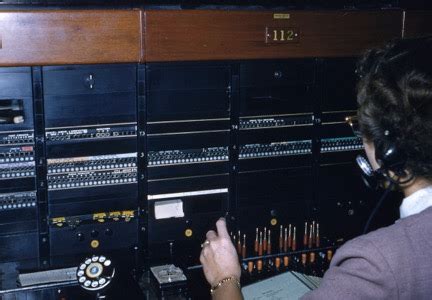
[199,36,432,299]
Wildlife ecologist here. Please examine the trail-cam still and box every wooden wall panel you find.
[0,9,406,65]
[403,11,432,38]
[0,10,141,66]
[144,10,403,62]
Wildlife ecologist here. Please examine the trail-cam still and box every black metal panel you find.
[148,195,225,242]
[148,131,228,151]
[41,64,139,259]
[46,137,137,158]
[240,86,315,117]
[238,123,313,171]
[147,120,230,179]
[320,58,358,113]
[147,119,230,135]
[48,185,138,216]
[0,68,33,97]
[235,167,312,241]
[241,60,315,87]
[147,174,228,247]
[49,219,138,256]
[43,64,136,127]
[240,60,316,117]
[147,64,230,91]
[0,68,33,132]
[237,167,312,208]
[319,112,362,164]
[0,208,36,235]
[145,62,233,261]
[0,232,39,262]
[32,66,49,265]
[148,174,229,195]
[314,163,377,240]
[137,64,148,259]
[313,58,380,243]
[0,67,38,264]
[147,63,231,122]
[0,57,403,298]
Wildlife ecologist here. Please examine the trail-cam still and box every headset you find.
[356,136,410,234]
[356,134,410,190]
[345,116,410,189]
[346,116,412,233]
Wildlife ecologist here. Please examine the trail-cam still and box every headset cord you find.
[363,183,394,235]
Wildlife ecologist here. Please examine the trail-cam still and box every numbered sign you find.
[265,27,300,44]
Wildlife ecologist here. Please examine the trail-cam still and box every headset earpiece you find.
[356,133,408,190]
[374,139,407,175]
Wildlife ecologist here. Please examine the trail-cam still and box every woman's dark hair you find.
[356,36,432,179]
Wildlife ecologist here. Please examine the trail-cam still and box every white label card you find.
[154,199,185,219]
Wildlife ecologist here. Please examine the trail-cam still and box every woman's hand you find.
[199,218,241,286]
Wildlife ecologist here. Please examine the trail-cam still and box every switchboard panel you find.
[146,63,231,260]
[0,67,38,262]
[0,60,400,299]
[314,58,388,240]
[42,64,139,257]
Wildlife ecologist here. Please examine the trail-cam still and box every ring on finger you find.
[201,240,211,248]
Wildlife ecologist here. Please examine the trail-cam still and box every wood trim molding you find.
[0,10,141,66]
[1,9,426,65]
[144,10,403,62]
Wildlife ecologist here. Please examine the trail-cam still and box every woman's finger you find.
[215,218,230,239]
[206,230,218,240]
